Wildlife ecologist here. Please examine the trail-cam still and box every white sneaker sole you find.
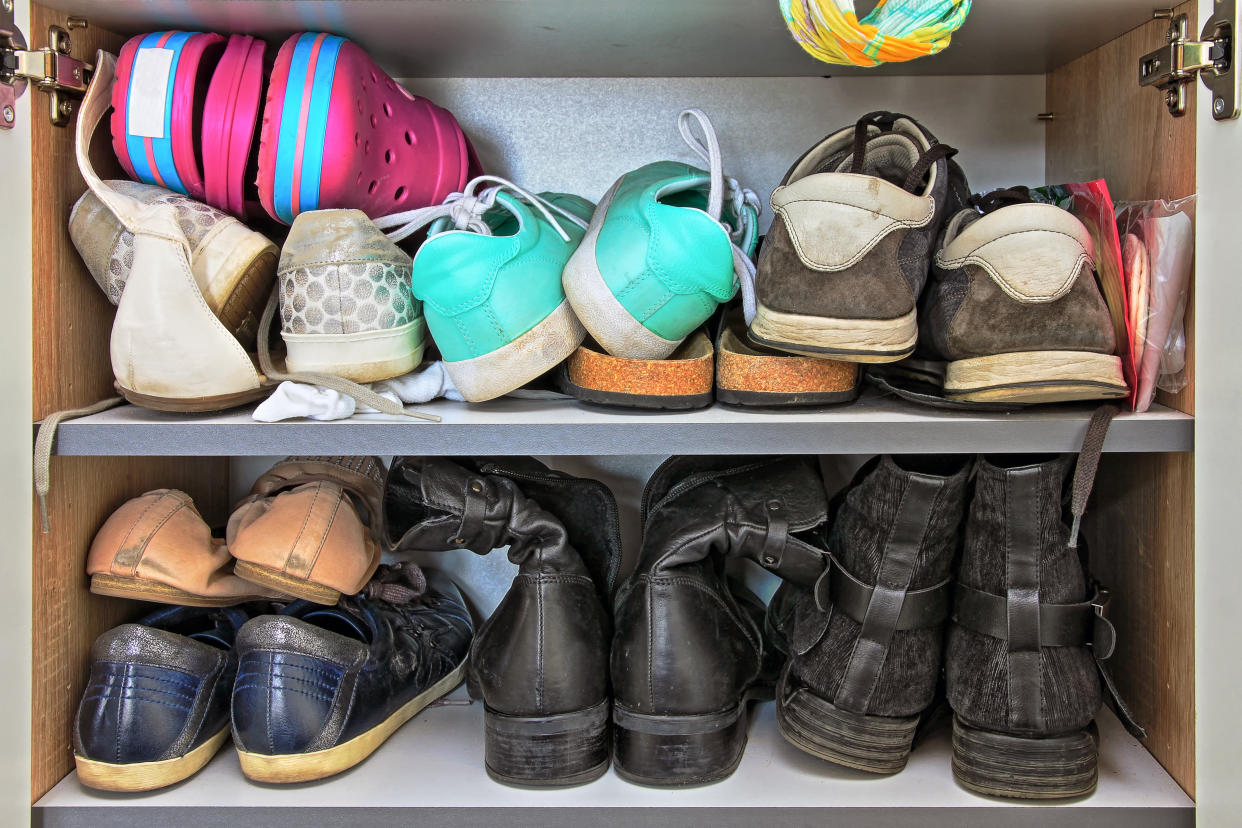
[236,660,466,784]
[444,298,585,402]
[562,182,683,361]
[283,318,426,383]
[944,350,1128,403]
[75,726,230,792]
[748,303,917,363]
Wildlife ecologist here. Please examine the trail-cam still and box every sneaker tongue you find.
[827,133,921,189]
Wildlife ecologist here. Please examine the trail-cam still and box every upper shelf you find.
[48,394,1193,457]
[44,0,1162,77]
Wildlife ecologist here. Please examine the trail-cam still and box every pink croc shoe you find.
[257,33,481,224]
[201,34,268,218]
[112,31,226,201]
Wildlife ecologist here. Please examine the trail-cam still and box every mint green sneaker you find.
[563,109,760,360]
[375,177,592,402]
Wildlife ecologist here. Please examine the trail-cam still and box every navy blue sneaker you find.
[74,604,250,791]
[232,564,473,782]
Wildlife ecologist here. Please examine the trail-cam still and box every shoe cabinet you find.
[4,0,1236,824]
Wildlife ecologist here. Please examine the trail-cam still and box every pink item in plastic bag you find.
[201,34,268,218]
[1117,202,1195,412]
[256,33,482,224]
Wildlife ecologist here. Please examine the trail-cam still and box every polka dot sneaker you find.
[277,209,426,383]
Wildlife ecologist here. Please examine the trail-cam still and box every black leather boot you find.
[384,456,619,787]
[946,453,1141,799]
[768,455,971,774]
[611,455,829,786]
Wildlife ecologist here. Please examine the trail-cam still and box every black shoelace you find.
[970,186,1034,214]
[847,110,959,193]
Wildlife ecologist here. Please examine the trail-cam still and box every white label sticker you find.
[127,47,174,139]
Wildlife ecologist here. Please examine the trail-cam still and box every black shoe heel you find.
[951,714,1099,800]
[776,679,919,774]
[612,703,749,787]
[483,700,610,787]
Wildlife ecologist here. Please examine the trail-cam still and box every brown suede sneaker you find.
[921,189,1128,403]
[749,111,967,363]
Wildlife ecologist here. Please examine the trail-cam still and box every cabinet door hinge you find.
[0,4,92,131]
[1139,1,1238,120]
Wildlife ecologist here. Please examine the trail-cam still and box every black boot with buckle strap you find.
[383,456,620,787]
[611,455,829,786]
[767,455,971,774]
[946,422,1145,799]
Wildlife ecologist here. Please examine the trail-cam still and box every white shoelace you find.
[677,109,762,323]
[373,175,589,243]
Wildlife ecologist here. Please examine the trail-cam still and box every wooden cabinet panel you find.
[1048,3,1197,797]
[27,5,233,801]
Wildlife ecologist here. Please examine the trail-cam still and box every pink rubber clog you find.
[112,31,226,202]
[257,33,481,224]
[202,34,268,218]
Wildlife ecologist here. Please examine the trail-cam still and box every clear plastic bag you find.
[1115,196,1195,412]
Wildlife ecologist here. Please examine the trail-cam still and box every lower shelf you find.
[35,694,1192,827]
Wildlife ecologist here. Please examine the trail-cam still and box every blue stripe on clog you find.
[298,34,345,215]
[123,32,166,187]
[149,30,192,194]
[272,33,318,224]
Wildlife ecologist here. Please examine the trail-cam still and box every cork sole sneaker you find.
[558,332,714,411]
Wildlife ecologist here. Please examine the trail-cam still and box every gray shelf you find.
[48,394,1193,457]
[45,0,1160,77]
[34,699,1193,828]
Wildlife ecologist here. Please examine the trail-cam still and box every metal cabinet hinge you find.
[0,6,91,131]
[1139,1,1238,119]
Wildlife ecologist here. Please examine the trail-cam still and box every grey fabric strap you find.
[833,474,943,715]
[1004,467,1043,731]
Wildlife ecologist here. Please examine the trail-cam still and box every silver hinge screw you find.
[2,106,13,124]
[1215,96,1227,115]
[0,0,12,13]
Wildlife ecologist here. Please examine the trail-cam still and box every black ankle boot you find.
[611,455,828,786]
[769,455,971,774]
[384,456,620,787]
[946,453,1139,799]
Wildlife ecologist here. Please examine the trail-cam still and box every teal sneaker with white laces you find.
[375,177,592,402]
[562,109,760,360]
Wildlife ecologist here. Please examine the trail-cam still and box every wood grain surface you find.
[28,4,231,801]
[1047,2,1196,797]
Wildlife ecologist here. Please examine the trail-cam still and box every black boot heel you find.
[777,679,919,774]
[483,700,610,787]
[612,704,750,787]
[951,714,1098,799]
